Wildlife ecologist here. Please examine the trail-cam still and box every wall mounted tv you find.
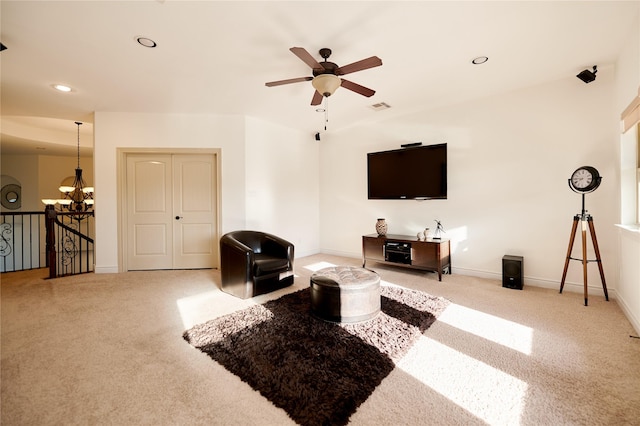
[367,143,447,200]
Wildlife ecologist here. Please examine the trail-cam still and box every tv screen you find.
[367,143,447,200]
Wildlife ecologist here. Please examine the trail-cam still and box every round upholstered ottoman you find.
[310,266,381,323]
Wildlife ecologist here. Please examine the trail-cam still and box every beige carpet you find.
[2,254,639,425]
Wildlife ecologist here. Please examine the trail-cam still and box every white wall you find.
[92,112,321,272]
[614,9,640,333]
[1,155,40,211]
[245,117,320,257]
[93,112,248,273]
[0,154,92,212]
[320,71,619,295]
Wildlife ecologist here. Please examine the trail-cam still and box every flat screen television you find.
[367,143,447,200]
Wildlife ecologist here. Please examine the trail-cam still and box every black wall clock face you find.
[569,166,601,193]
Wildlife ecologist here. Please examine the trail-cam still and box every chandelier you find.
[42,121,94,214]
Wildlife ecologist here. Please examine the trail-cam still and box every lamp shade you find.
[312,74,341,97]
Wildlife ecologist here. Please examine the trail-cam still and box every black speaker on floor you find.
[502,255,523,290]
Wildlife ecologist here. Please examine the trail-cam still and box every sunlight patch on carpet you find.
[303,261,338,272]
[176,290,259,329]
[398,336,528,425]
[438,303,533,354]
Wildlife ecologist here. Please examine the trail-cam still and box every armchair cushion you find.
[254,255,290,276]
[220,230,294,299]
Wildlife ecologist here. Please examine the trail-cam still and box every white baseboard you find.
[615,294,640,336]
[318,250,614,298]
[94,265,119,274]
[452,266,614,298]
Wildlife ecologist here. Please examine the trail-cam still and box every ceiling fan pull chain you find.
[325,97,329,130]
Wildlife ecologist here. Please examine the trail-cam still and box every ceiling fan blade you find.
[290,47,323,70]
[311,90,323,106]
[265,76,313,87]
[336,56,382,75]
[340,79,376,97]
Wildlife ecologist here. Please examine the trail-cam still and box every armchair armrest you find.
[263,234,294,266]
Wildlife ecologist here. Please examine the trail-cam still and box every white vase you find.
[376,218,387,236]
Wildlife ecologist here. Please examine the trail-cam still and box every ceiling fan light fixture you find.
[312,74,341,97]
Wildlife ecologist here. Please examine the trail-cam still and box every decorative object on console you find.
[375,218,387,236]
[433,220,445,240]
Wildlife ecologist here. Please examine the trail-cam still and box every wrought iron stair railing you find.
[1,211,44,273]
[1,206,94,278]
[44,205,94,278]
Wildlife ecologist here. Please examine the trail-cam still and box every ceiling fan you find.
[265,47,382,106]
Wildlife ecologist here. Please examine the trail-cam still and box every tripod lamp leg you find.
[581,219,588,306]
[560,217,579,294]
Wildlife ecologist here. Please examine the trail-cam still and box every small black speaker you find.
[502,255,523,290]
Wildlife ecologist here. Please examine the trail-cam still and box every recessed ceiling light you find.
[315,108,326,113]
[136,36,157,48]
[52,84,72,92]
[472,56,489,65]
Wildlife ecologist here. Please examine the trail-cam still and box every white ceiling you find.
[1,1,638,155]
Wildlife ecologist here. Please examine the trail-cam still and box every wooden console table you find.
[362,234,451,281]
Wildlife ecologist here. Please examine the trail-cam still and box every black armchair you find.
[220,230,295,299]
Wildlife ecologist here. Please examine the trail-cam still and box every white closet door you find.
[126,153,218,270]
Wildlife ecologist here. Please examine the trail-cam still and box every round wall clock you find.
[568,166,601,193]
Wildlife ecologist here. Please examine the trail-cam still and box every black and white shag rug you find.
[183,285,449,426]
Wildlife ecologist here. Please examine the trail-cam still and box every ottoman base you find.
[310,266,381,323]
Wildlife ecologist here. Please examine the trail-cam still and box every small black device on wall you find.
[315,132,321,141]
[502,255,523,290]
[576,65,597,84]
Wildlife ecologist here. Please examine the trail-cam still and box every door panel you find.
[172,154,217,269]
[134,224,168,255]
[126,153,217,270]
[126,155,173,270]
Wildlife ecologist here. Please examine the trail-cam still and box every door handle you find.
[175,216,183,220]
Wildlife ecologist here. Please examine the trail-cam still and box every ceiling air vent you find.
[370,102,391,111]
